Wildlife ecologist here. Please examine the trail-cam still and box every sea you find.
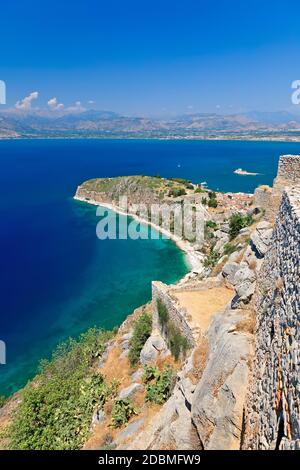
[1,138,300,396]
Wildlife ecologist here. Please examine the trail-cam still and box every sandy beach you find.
[74,195,204,275]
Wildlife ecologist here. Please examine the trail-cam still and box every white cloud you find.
[216,104,221,109]
[15,91,39,110]
[66,101,86,113]
[47,97,64,111]
[88,100,95,105]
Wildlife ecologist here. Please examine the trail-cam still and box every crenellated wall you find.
[244,187,300,450]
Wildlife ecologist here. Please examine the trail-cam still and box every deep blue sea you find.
[1,138,300,396]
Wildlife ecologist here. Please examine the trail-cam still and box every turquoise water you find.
[1,138,300,396]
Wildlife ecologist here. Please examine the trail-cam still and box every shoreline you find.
[2,135,300,143]
[73,195,204,276]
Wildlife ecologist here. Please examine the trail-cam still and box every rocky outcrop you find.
[140,332,170,365]
[128,350,202,450]
[191,307,254,450]
[250,221,273,258]
[119,383,144,400]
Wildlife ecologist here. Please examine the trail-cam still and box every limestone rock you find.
[115,418,145,445]
[250,222,273,258]
[119,350,129,359]
[140,333,169,365]
[191,308,253,450]
[121,339,130,350]
[232,265,256,303]
[131,368,143,382]
[119,383,144,400]
[121,332,133,341]
[221,262,240,284]
[91,409,105,426]
[214,236,229,253]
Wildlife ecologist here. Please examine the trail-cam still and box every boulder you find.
[221,262,240,284]
[233,265,256,286]
[233,265,256,303]
[236,280,256,301]
[119,383,144,400]
[120,339,130,350]
[131,368,143,382]
[250,222,273,258]
[214,236,229,253]
[220,223,230,234]
[115,418,145,445]
[121,332,133,341]
[140,333,169,365]
[91,409,105,426]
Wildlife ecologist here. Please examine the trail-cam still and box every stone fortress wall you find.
[152,281,197,346]
[254,154,300,221]
[244,185,300,449]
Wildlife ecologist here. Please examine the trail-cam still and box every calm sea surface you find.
[1,138,300,395]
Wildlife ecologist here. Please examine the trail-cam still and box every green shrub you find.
[142,365,159,383]
[223,242,238,255]
[201,197,207,205]
[9,328,114,450]
[157,300,190,361]
[206,220,217,229]
[169,177,191,187]
[168,188,187,197]
[156,298,169,326]
[204,250,220,268]
[168,323,190,361]
[207,191,218,208]
[128,311,152,367]
[111,399,137,428]
[0,396,6,408]
[144,365,174,405]
[229,213,253,240]
[194,187,205,193]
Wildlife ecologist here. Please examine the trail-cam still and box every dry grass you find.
[235,309,256,335]
[173,286,234,332]
[275,277,284,291]
[211,256,228,276]
[100,345,132,388]
[248,259,257,270]
[156,353,180,371]
[234,248,246,264]
[187,337,209,384]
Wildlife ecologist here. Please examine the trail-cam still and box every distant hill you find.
[1,109,300,139]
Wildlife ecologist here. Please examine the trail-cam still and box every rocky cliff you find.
[125,155,300,450]
[2,155,299,451]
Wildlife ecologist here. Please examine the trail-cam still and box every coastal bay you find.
[1,138,300,397]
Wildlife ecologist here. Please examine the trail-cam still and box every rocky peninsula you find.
[1,155,300,451]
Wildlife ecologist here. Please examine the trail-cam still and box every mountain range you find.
[1,109,300,139]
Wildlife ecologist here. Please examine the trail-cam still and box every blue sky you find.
[0,0,300,115]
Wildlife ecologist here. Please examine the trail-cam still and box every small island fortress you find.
[234,168,259,176]
[1,155,299,451]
